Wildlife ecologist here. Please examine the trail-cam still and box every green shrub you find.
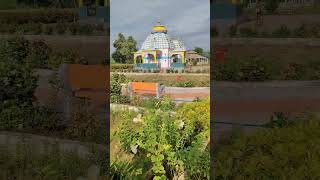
[0,36,29,62]
[118,99,210,179]
[67,100,102,141]
[25,39,52,68]
[214,57,272,81]
[110,73,130,104]
[293,24,308,38]
[0,9,77,24]
[48,50,84,69]
[79,24,94,35]
[111,64,134,71]
[272,24,291,38]
[281,62,307,80]
[239,27,258,37]
[213,114,320,180]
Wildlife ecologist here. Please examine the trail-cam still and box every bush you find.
[214,57,272,81]
[239,27,258,37]
[25,39,52,68]
[79,24,94,35]
[67,100,102,141]
[213,114,320,179]
[293,24,308,38]
[0,9,77,24]
[281,62,307,80]
[48,50,85,69]
[110,73,130,104]
[272,25,291,38]
[118,99,210,179]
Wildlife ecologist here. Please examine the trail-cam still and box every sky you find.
[110,0,210,53]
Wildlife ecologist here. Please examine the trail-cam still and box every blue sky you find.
[110,0,210,53]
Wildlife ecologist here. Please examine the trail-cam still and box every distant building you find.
[186,51,209,65]
[133,21,187,70]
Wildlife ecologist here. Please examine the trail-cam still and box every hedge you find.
[213,115,320,179]
[111,64,134,71]
[0,8,77,24]
[0,22,106,35]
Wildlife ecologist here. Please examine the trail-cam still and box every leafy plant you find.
[272,24,291,38]
[213,113,320,179]
[117,99,210,179]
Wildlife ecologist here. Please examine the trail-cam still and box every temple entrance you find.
[136,55,143,64]
[144,54,155,63]
[171,54,182,63]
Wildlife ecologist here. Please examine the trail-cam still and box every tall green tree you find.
[194,47,204,56]
[112,33,137,64]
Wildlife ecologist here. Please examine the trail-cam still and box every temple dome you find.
[141,32,175,50]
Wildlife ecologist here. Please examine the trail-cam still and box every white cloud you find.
[110,0,210,52]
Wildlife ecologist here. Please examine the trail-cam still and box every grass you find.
[0,0,16,10]
[110,109,135,162]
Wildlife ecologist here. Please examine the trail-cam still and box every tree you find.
[112,33,137,64]
[194,47,204,56]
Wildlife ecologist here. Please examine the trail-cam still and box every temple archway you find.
[136,55,143,64]
[171,54,182,63]
[144,54,155,63]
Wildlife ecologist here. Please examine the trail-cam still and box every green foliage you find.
[214,57,272,81]
[0,142,98,180]
[0,36,29,62]
[117,99,210,179]
[109,160,143,179]
[48,49,87,69]
[239,27,258,37]
[25,39,52,68]
[67,100,102,141]
[0,0,16,10]
[111,64,134,72]
[272,24,291,38]
[281,62,307,80]
[293,24,309,38]
[0,9,77,24]
[213,114,320,180]
[110,73,130,104]
[194,47,204,56]
[264,112,293,128]
[112,33,138,64]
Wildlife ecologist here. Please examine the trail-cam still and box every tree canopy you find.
[112,33,137,64]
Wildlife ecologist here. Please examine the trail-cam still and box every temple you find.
[134,21,187,70]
